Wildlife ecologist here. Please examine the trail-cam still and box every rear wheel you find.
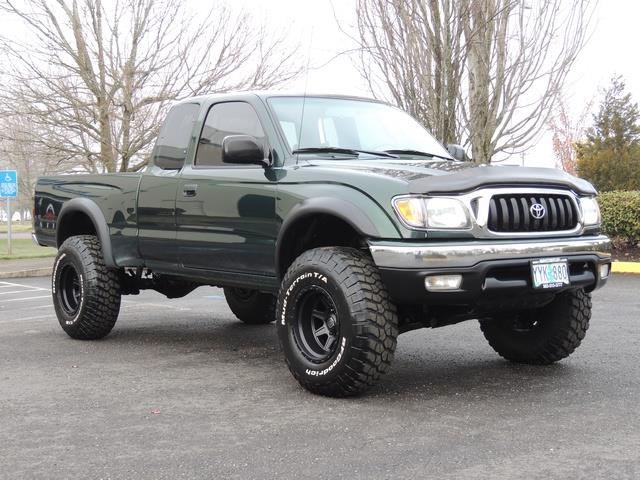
[480,289,591,364]
[276,247,398,397]
[223,287,276,324]
[52,235,121,340]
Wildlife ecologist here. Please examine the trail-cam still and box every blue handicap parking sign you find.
[0,170,17,198]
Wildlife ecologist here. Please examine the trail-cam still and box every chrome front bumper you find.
[369,235,611,270]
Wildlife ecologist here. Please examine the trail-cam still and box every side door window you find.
[195,102,265,167]
[152,103,200,170]
[137,102,199,265]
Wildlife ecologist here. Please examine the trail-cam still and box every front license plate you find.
[531,258,570,289]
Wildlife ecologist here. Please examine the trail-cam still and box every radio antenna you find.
[296,26,314,165]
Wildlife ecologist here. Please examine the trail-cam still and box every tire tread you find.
[277,247,398,397]
[223,288,276,324]
[54,235,121,340]
[480,289,591,364]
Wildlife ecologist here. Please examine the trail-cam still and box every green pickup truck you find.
[34,92,611,397]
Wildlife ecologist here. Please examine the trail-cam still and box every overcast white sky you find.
[237,0,640,168]
[3,0,639,168]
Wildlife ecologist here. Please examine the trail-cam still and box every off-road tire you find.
[479,289,591,364]
[276,247,398,397]
[223,288,276,324]
[52,235,121,340]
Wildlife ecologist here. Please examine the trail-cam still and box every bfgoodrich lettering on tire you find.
[52,235,121,340]
[276,247,398,397]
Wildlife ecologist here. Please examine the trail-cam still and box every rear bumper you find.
[368,235,611,306]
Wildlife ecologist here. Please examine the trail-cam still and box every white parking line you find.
[0,289,45,295]
[0,314,52,325]
[0,281,49,291]
[15,303,53,311]
[0,295,52,303]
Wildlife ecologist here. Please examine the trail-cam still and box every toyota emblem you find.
[530,203,546,219]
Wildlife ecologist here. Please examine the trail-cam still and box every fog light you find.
[425,274,462,291]
[599,263,610,279]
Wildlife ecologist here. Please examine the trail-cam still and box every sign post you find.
[0,170,18,256]
[7,197,11,256]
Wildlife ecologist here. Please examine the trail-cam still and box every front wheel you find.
[276,247,398,397]
[52,235,121,340]
[479,289,591,364]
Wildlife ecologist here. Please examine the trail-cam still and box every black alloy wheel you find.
[293,286,340,363]
[58,263,82,317]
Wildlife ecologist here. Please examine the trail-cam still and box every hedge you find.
[598,191,640,244]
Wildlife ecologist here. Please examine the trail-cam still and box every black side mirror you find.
[222,135,270,167]
[446,144,470,162]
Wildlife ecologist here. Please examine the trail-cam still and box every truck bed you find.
[34,173,142,264]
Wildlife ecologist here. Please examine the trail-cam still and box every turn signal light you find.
[393,197,425,228]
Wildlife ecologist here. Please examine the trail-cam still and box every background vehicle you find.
[34,93,611,396]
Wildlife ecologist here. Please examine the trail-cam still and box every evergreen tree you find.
[586,76,640,150]
[577,76,640,191]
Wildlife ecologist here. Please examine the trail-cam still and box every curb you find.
[611,262,640,274]
[0,268,52,279]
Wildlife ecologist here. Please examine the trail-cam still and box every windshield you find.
[267,96,451,159]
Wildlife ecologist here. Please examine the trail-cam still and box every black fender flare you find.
[275,197,381,278]
[57,198,117,268]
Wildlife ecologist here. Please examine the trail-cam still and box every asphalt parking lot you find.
[1,275,639,479]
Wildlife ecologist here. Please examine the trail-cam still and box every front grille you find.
[487,193,578,232]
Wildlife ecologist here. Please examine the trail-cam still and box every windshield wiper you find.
[293,147,398,158]
[384,149,453,161]
[293,147,358,156]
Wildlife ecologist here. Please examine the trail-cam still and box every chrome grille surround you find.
[400,187,588,239]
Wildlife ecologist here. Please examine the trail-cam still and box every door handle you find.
[183,184,198,197]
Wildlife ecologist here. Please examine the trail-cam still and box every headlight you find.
[424,198,471,229]
[393,197,471,229]
[579,197,601,226]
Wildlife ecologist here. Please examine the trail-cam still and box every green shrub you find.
[577,147,640,192]
[598,191,640,244]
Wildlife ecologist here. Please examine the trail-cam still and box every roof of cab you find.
[173,91,388,106]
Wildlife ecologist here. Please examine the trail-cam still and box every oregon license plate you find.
[531,258,570,289]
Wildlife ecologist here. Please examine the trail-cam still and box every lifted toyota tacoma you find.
[34,93,611,397]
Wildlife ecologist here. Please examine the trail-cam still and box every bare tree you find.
[548,95,591,174]
[0,0,300,173]
[354,0,465,146]
[0,114,71,220]
[352,0,594,164]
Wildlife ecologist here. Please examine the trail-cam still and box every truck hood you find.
[304,158,596,195]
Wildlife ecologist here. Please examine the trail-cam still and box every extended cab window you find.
[195,102,265,167]
[152,103,200,170]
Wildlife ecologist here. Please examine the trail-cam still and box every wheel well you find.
[277,214,366,278]
[57,211,97,247]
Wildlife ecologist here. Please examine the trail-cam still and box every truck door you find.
[175,101,278,276]
[137,102,200,267]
